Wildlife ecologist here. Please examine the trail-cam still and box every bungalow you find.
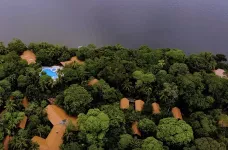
[172,107,183,120]
[60,56,84,66]
[18,116,28,129]
[120,98,130,109]
[213,68,227,78]
[152,102,161,114]
[132,121,141,136]
[120,98,145,112]
[135,100,144,112]
[20,50,36,64]
[218,114,228,127]
[32,105,77,150]
[88,78,99,86]
[3,135,12,150]
[22,97,29,108]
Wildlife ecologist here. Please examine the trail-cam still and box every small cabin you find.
[132,121,141,136]
[172,107,183,120]
[18,116,28,129]
[60,56,84,66]
[3,135,12,150]
[152,102,161,114]
[213,69,226,78]
[22,97,29,108]
[120,98,130,109]
[20,50,36,64]
[88,78,99,86]
[135,100,144,112]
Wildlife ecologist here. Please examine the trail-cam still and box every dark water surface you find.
[0,0,228,55]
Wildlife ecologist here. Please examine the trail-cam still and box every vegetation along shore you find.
[0,38,227,150]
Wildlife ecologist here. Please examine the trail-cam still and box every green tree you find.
[142,137,164,150]
[187,52,216,72]
[101,103,126,149]
[7,38,27,54]
[9,129,38,150]
[159,82,178,108]
[214,54,227,62]
[132,70,155,100]
[0,42,8,55]
[132,70,156,87]
[188,95,215,111]
[4,100,17,112]
[138,118,156,135]
[64,84,93,115]
[60,142,84,150]
[165,49,186,64]
[92,80,122,104]
[177,73,208,111]
[194,137,226,150]
[0,79,11,96]
[188,112,217,138]
[118,134,133,150]
[35,125,51,138]
[61,66,86,84]
[101,103,125,128]
[25,85,40,101]
[39,74,54,92]
[17,75,29,88]
[169,63,189,76]
[78,109,110,147]
[11,91,23,101]
[2,111,25,135]
[157,117,194,146]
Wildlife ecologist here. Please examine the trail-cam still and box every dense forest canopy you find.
[0,38,227,150]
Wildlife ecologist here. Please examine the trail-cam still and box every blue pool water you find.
[42,68,58,80]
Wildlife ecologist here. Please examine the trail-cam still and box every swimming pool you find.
[41,66,63,80]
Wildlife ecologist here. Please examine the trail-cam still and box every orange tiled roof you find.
[46,105,69,125]
[219,120,228,127]
[33,105,77,150]
[32,136,49,150]
[152,102,160,114]
[135,100,144,112]
[132,121,141,136]
[18,116,28,129]
[88,78,99,86]
[3,135,12,150]
[60,56,84,66]
[22,97,29,108]
[32,124,67,150]
[120,98,130,109]
[46,124,66,150]
[20,50,36,64]
[172,107,183,120]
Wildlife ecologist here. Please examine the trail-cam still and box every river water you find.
[0,0,228,55]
